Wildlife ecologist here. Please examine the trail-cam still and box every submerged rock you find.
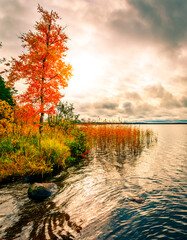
[28,183,58,200]
[129,197,145,204]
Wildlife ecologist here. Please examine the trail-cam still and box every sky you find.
[0,0,187,121]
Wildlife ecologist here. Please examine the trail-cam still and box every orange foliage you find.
[14,104,40,126]
[7,4,72,126]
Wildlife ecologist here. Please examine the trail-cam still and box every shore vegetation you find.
[0,100,88,183]
[80,123,155,156]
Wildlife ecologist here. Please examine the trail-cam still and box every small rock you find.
[129,197,145,204]
[28,183,58,200]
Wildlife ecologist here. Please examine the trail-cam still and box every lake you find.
[0,124,186,239]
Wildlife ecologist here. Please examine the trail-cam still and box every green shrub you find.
[65,130,88,164]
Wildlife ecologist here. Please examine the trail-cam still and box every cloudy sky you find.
[0,0,187,121]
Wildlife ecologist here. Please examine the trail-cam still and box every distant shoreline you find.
[78,122,187,125]
[123,122,187,125]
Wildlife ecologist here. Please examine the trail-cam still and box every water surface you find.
[0,124,186,239]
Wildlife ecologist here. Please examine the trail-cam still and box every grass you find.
[0,123,88,184]
[0,120,156,184]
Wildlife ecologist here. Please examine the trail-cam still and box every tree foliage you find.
[0,100,12,121]
[48,101,79,132]
[7,5,72,133]
[14,104,39,125]
[56,101,79,122]
[0,100,13,136]
[0,76,15,106]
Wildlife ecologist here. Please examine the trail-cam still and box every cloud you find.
[0,0,187,121]
[181,96,187,107]
[127,0,187,49]
[0,0,39,58]
[123,102,134,115]
[126,92,142,101]
[68,82,187,121]
[93,100,119,111]
[123,101,154,118]
[144,84,181,108]
[101,102,118,110]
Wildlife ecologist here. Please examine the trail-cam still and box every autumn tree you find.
[7,5,72,133]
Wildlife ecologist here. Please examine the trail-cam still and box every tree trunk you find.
[39,21,50,135]
[39,78,44,135]
[39,112,44,134]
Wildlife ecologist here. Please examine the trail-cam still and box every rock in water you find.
[129,197,145,204]
[28,183,58,200]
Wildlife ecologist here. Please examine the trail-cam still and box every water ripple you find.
[0,125,187,239]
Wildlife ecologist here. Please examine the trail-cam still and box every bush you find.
[0,115,89,183]
[0,135,71,182]
[65,129,88,165]
[0,100,13,137]
[47,101,79,133]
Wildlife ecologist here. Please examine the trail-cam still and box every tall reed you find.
[79,123,156,156]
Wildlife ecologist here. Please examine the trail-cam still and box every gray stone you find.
[28,183,58,200]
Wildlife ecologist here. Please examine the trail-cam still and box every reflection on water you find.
[0,125,187,239]
[2,200,82,240]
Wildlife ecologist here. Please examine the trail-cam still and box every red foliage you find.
[14,104,40,125]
